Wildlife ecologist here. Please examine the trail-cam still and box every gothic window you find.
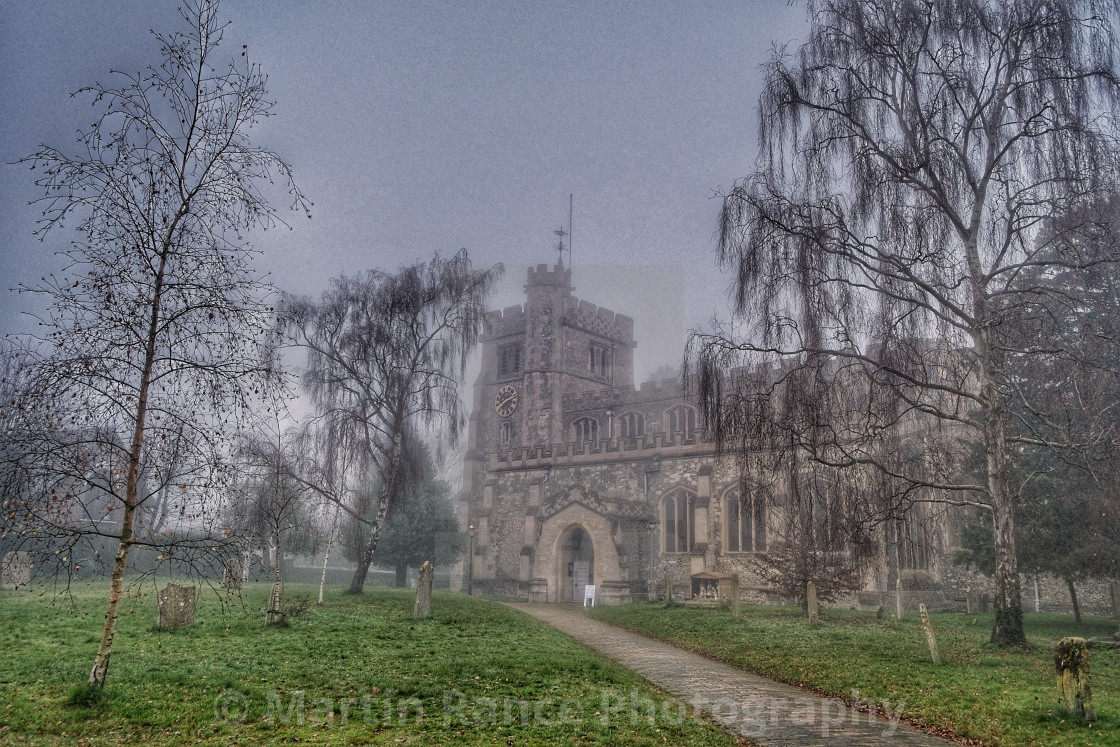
[571,417,598,443]
[662,488,695,553]
[498,343,522,379]
[725,489,766,553]
[618,411,645,441]
[665,404,697,441]
[500,420,512,445]
[589,343,611,378]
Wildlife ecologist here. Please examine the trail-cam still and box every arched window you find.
[571,417,598,443]
[618,411,644,441]
[725,490,766,553]
[589,343,611,378]
[665,405,697,441]
[662,488,695,553]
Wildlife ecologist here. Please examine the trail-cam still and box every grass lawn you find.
[590,601,1119,746]
[0,582,739,746]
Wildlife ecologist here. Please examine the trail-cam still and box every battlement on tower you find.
[482,304,527,339]
[525,263,573,290]
[563,299,634,344]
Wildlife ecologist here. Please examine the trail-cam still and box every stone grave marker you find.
[1055,637,1095,722]
[1,551,31,590]
[413,561,434,620]
[157,583,197,630]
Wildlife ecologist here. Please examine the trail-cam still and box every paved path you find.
[505,603,957,747]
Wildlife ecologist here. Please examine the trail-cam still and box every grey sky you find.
[0,0,808,383]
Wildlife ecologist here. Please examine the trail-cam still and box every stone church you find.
[456,262,1114,616]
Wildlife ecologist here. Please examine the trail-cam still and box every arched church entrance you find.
[557,525,594,603]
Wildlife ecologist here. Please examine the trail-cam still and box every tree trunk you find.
[348,419,404,594]
[348,545,374,594]
[395,564,408,588]
[1066,577,1082,625]
[87,503,135,686]
[88,246,170,686]
[318,505,340,605]
[986,401,1026,647]
[266,534,284,625]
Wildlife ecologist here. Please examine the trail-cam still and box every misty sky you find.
[0,1,808,383]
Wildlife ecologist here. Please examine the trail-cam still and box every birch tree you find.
[286,251,500,593]
[689,0,1120,646]
[3,0,307,686]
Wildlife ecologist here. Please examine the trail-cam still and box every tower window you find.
[498,343,522,378]
[589,343,610,378]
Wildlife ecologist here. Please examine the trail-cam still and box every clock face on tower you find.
[494,384,519,417]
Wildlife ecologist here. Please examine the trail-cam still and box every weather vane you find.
[553,226,568,266]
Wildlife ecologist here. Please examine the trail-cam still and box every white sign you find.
[583,584,597,607]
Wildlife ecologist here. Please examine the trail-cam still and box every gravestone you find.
[1,551,31,590]
[807,580,819,626]
[731,574,741,621]
[1055,637,1095,722]
[919,603,941,664]
[223,558,242,591]
[157,583,197,630]
[413,561,434,620]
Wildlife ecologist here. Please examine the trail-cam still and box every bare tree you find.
[234,427,318,625]
[286,251,501,593]
[688,0,1120,646]
[3,0,308,686]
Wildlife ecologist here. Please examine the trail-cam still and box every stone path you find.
[505,603,957,746]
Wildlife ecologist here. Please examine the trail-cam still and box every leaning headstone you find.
[807,580,820,627]
[730,574,741,621]
[223,558,242,591]
[1055,637,1095,722]
[919,603,941,664]
[1,551,31,590]
[895,578,904,621]
[157,583,197,630]
[413,561,434,620]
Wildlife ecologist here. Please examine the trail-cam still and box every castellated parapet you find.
[482,305,526,340]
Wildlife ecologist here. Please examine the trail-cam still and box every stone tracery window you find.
[662,488,695,553]
[725,489,766,553]
[571,416,598,443]
[665,404,697,441]
[618,411,644,441]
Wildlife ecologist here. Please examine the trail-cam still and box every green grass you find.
[0,582,738,746]
[590,601,1120,746]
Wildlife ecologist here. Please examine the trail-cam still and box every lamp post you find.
[468,523,476,596]
[647,520,656,599]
